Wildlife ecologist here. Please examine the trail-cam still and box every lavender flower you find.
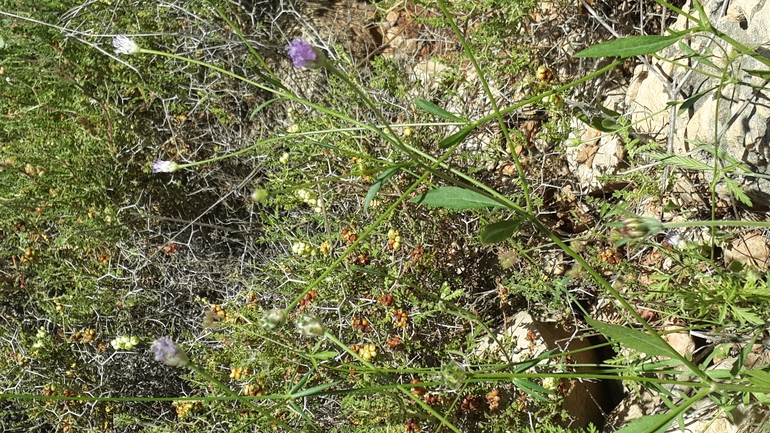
[151,159,179,173]
[113,35,140,55]
[150,337,190,368]
[286,39,326,69]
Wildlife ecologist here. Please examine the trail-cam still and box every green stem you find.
[662,220,770,229]
[435,0,532,211]
[187,364,296,432]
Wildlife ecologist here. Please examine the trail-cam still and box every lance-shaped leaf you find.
[479,218,524,244]
[586,317,680,359]
[364,166,400,212]
[410,186,504,210]
[415,98,466,123]
[575,34,682,58]
[439,124,476,148]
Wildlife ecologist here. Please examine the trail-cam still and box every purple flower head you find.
[151,159,179,173]
[150,337,190,368]
[286,39,326,69]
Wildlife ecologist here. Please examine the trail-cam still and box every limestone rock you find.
[474,311,612,429]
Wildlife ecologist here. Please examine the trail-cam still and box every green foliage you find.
[8,0,770,431]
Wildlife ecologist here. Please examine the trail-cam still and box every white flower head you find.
[113,35,140,55]
[151,159,179,173]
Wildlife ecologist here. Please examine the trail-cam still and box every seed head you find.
[150,337,190,368]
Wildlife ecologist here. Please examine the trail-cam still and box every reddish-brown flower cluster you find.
[352,253,371,266]
[459,394,485,413]
[410,379,424,398]
[351,316,372,333]
[599,247,622,265]
[423,393,439,406]
[404,418,421,432]
[409,244,424,260]
[68,329,95,343]
[393,309,409,328]
[385,335,401,350]
[242,383,263,397]
[341,227,358,244]
[377,293,394,307]
[486,389,501,412]
[297,289,317,311]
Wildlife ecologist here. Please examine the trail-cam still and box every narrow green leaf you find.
[745,370,770,388]
[646,153,712,171]
[677,41,718,69]
[364,166,399,212]
[745,69,770,80]
[575,34,682,58]
[513,378,553,402]
[600,118,622,131]
[479,218,523,244]
[409,186,504,210]
[438,124,476,148]
[512,350,554,373]
[672,86,715,116]
[586,317,680,359]
[415,98,466,123]
[615,414,673,433]
[250,97,285,120]
[291,381,342,399]
[311,350,339,361]
[575,111,620,133]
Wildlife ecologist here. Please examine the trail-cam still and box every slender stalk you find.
[435,0,533,211]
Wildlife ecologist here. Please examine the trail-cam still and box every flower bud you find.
[251,189,270,203]
[620,217,662,239]
[260,309,288,331]
[113,35,140,55]
[151,159,179,174]
[296,314,325,337]
[150,337,190,368]
[438,361,466,390]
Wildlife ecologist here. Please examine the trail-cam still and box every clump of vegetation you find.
[4,0,770,432]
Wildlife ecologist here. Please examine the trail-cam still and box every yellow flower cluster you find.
[357,344,377,361]
[387,229,402,250]
[229,366,251,380]
[296,189,323,213]
[172,400,200,419]
[291,241,316,257]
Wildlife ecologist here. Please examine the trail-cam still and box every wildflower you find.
[150,337,190,368]
[151,159,179,173]
[296,314,325,337]
[113,35,140,55]
[620,217,662,239]
[286,39,326,69]
[260,309,288,331]
[662,229,686,249]
[251,189,270,203]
